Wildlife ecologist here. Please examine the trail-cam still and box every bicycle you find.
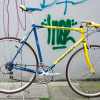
[0,5,100,97]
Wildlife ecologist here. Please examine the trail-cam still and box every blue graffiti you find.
[26,0,88,15]
[40,0,57,8]
[56,0,88,15]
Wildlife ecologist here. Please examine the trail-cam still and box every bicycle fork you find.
[83,38,96,74]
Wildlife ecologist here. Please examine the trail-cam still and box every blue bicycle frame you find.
[8,24,55,74]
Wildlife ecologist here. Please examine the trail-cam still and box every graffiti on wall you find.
[20,0,88,15]
[41,14,77,50]
[1,0,88,37]
[40,0,88,15]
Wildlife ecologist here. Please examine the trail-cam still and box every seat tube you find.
[33,27,43,63]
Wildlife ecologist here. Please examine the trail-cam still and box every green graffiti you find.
[41,14,77,50]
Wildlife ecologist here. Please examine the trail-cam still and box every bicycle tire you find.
[0,37,39,94]
[66,44,100,97]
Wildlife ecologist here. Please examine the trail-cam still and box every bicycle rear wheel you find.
[66,44,100,97]
[0,37,38,94]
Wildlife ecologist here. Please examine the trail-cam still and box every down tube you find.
[53,37,84,65]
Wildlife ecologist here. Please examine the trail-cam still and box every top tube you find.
[32,20,100,35]
[32,24,85,33]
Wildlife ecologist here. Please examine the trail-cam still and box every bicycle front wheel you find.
[0,37,38,94]
[66,45,100,97]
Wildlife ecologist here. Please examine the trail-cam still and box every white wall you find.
[0,0,100,80]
